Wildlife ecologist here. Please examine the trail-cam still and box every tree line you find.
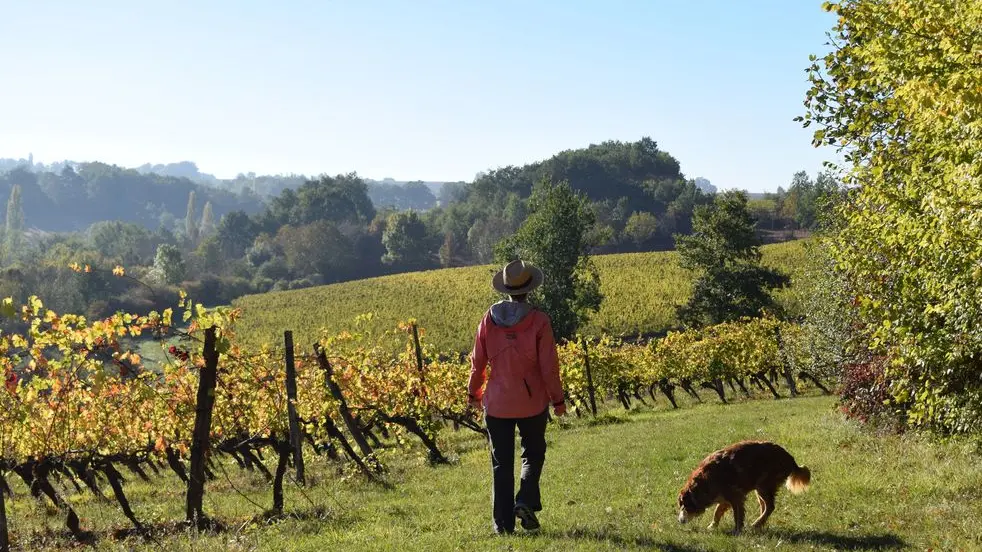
[0,138,836,322]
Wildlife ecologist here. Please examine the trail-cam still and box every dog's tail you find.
[786,466,811,495]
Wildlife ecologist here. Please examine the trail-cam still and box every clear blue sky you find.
[0,1,837,193]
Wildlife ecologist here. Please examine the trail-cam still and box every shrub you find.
[838,357,905,433]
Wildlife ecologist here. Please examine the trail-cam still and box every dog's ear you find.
[678,491,691,510]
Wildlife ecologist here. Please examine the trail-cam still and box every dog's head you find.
[677,482,712,524]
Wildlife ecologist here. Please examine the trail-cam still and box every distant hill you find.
[231,240,807,353]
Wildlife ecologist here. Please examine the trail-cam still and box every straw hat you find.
[492,259,544,295]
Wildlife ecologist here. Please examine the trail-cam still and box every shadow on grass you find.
[579,413,629,429]
[542,527,707,551]
[73,506,346,546]
[767,528,907,550]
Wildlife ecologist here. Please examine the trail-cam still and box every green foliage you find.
[216,211,260,258]
[200,200,216,237]
[149,244,186,285]
[368,180,437,210]
[782,239,860,382]
[466,216,509,264]
[277,220,355,279]
[802,0,982,434]
[382,210,434,269]
[495,180,602,340]
[193,235,224,275]
[3,184,24,262]
[86,220,157,266]
[675,191,790,327]
[185,190,199,246]
[261,173,376,230]
[781,171,841,230]
[622,211,659,248]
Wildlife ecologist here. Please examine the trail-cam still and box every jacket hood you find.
[489,300,533,328]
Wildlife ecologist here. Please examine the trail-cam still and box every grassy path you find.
[5,395,981,551]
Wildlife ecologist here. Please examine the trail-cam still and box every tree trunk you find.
[734,378,751,398]
[315,345,376,462]
[321,415,383,483]
[166,447,189,483]
[382,415,449,465]
[798,371,832,395]
[33,465,88,541]
[658,380,679,409]
[102,463,144,532]
[680,380,702,402]
[774,326,799,397]
[271,441,290,515]
[754,372,782,399]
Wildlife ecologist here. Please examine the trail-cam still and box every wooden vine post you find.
[582,339,598,416]
[186,326,220,528]
[410,323,426,385]
[284,331,305,486]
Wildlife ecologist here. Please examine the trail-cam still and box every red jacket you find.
[467,307,564,419]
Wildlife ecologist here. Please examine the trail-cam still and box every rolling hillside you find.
[232,240,807,352]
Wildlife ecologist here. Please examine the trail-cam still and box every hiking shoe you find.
[514,503,540,531]
[493,524,514,535]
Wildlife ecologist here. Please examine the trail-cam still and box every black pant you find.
[485,408,548,532]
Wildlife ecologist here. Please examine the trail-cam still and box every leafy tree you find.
[800,0,982,433]
[367,181,438,211]
[293,173,376,226]
[784,241,860,383]
[87,221,155,265]
[381,211,434,269]
[276,221,356,281]
[438,182,468,205]
[502,192,527,231]
[216,211,259,259]
[623,211,658,248]
[438,233,460,268]
[255,256,292,282]
[200,201,216,237]
[675,190,789,327]
[3,184,24,262]
[245,234,281,267]
[185,190,199,246]
[467,217,508,264]
[193,236,224,275]
[495,180,602,341]
[149,244,186,285]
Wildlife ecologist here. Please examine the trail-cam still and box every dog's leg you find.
[751,488,776,529]
[708,502,730,530]
[729,494,746,535]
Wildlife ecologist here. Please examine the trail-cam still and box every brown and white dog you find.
[677,441,811,534]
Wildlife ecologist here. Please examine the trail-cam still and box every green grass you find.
[232,240,808,352]
[5,393,980,551]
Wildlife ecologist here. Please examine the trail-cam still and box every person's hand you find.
[553,402,567,417]
[468,396,482,413]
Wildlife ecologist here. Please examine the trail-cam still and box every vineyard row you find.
[0,295,827,548]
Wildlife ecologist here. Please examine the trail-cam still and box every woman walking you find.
[468,259,566,535]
